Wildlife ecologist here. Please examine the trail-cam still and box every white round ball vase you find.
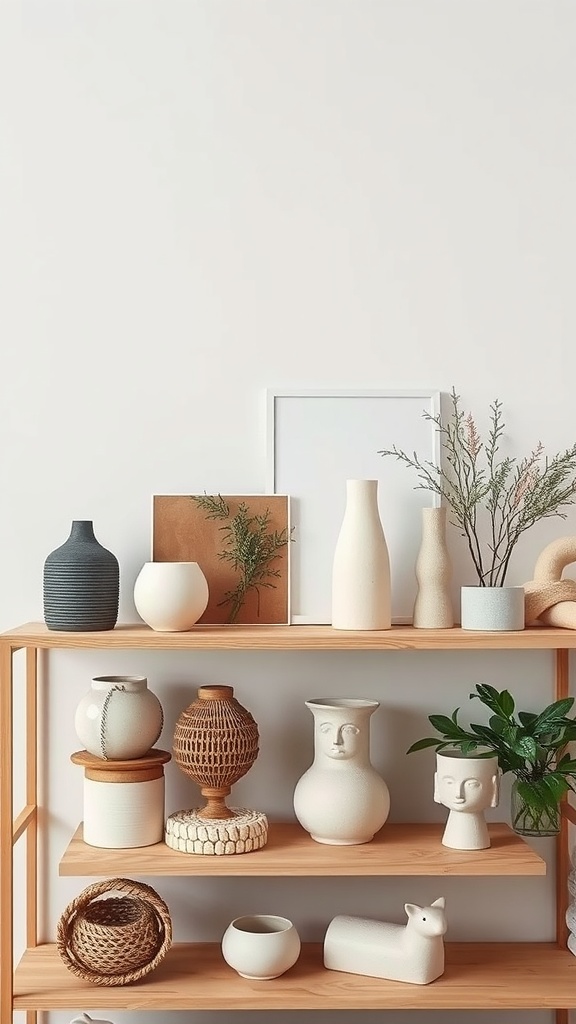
[74,675,163,760]
[221,915,301,980]
[134,561,209,631]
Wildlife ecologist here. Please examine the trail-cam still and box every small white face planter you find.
[434,750,501,850]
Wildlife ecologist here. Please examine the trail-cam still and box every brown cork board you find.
[152,495,290,625]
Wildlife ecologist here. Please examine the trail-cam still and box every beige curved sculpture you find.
[524,537,576,628]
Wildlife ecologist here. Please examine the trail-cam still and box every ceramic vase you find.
[460,586,525,631]
[74,675,163,760]
[43,520,119,632]
[331,479,391,630]
[134,561,209,631]
[413,507,454,628]
[293,697,390,845]
[221,915,301,979]
[434,750,500,850]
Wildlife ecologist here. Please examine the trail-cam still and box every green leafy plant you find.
[192,495,293,624]
[407,683,576,834]
[378,388,576,586]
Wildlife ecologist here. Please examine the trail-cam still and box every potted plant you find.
[378,389,576,629]
[407,683,576,836]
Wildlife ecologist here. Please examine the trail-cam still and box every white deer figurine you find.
[323,896,447,985]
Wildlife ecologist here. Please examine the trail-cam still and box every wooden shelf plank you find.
[3,621,576,650]
[14,942,576,1009]
[59,822,546,877]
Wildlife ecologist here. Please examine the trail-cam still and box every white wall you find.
[2,2,576,1022]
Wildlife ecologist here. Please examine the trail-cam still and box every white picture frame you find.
[266,389,441,624]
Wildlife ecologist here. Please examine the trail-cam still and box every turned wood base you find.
[165,807,268,855]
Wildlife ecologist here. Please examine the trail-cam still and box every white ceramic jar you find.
[134,561,209,631]
[74,675,163,760]
[221,915,301,979]
[293,697,390,845]
[71,749,170,849]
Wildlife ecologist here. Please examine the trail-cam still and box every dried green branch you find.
[378,388,576,586]
[191,495,293,623]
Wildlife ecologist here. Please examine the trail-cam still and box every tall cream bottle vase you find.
[413,507,454,628]
[332,479,391,630]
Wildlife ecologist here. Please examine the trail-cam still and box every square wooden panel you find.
[152,494,290,625]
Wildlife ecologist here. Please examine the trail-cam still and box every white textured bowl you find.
[221,915,301,979]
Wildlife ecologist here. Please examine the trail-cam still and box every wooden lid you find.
[70,749,172,772]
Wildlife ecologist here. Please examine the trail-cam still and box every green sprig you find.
[192,495,293,623]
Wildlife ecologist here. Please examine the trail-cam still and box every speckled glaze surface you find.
[460,585,525,631]
[74,675,163,760]
[293,697,390,845]
[434,750,500,850]
[221,915,301,979]
[332,479,391,630]
[324,897,447,984]
[413,507,454,628]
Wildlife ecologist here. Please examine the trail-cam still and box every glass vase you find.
[510,778,560,836]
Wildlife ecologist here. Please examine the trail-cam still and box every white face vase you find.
[434,751,500,812]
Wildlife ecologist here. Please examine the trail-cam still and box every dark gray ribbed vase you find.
[43,520,120,631]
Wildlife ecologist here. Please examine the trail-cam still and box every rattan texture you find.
[173,690,259,788]
[56,877,172,985]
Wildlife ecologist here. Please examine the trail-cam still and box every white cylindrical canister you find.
[71,749,171,849]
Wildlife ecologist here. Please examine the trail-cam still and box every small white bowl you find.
[221,914,301,980]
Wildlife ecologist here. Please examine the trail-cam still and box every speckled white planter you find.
[460,586,525,631]
[221,915,301,979]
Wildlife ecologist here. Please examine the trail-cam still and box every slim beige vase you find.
[413,507,454,628]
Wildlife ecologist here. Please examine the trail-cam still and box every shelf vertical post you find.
[0,642,14,1023]
[555,648,570,1024]
[25,646,38,1024]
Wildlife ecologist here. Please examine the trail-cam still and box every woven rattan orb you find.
[173,685,259,819]
[57,877,172,985]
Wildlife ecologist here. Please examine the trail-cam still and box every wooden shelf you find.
[14,942,576,1009]
[3,621,576,650]
[59,821,546,877]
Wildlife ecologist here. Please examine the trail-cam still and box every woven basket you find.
[57,877,172,985]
